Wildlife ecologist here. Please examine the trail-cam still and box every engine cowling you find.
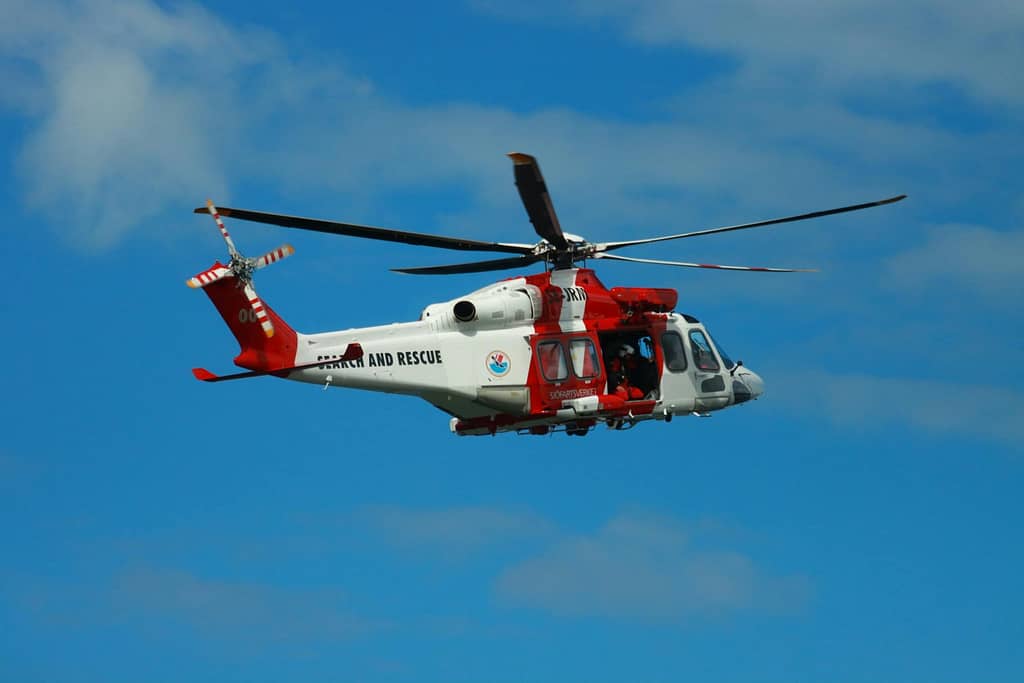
[422,285,541,330]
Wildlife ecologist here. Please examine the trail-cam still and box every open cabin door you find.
[597,330,661,402]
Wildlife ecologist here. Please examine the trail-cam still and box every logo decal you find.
[486,351,511,377]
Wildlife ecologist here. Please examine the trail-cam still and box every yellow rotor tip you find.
[507,152,535,164]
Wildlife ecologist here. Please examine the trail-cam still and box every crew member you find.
[609,344,644,400]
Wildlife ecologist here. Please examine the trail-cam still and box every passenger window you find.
[661,332,688,372]
[537,341,568,382]
[569,338,600,379]
[689,330,720,372]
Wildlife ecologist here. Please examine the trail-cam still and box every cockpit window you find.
[689,330,720,372]
[661,332,688,372]
[709,333,736,370]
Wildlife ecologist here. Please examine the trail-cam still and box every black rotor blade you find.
[600,194,907,252]
[594,252,817,272]
[391,254,544,275]
[508,152,569,250]
[192,206,534,255]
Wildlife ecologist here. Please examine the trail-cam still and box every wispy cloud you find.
[476,0,1024,108]
[0,0,362,247]
[5,0,1013,254]
[113,567,377,644]
[884,223,1024,301]
[495,513,809,620]
[772,371,1024,446]
[358,504,554,551]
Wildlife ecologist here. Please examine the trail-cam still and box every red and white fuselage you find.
[197,264,764,436]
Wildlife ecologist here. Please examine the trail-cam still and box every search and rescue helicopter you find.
[187,153,904,436]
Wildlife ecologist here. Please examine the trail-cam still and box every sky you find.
[1,1,1022,681]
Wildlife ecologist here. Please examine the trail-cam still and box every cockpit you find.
[650,313,765,412]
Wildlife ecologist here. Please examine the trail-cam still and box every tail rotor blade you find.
[243,282,275,338]
[206,199,240,257]
[255,244,295,269]
[186,264,232,288]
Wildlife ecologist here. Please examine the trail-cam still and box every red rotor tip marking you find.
[192,368,217,382]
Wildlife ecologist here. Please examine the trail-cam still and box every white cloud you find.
[495,513,809,620]
[1,0,1016,276]
[1,1,242,246]
[0,0,992,253]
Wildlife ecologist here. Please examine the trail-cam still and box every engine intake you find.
[453,300,476,322]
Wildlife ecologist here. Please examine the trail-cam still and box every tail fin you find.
[197,262,298,370]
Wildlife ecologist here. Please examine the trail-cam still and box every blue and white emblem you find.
[486,350,511,377]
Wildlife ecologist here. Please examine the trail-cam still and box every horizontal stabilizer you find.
[192,343,363,383]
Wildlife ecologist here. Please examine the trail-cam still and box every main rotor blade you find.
[508,152,569,250]
[192,206,534,255]
[600,195,907,252]
[595,252,817,272]
[391,254,544,275]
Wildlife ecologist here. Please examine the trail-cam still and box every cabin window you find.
[689,330,720,372]
[569,338,600,379]
[661,332,688,372]
[537,341,568,382]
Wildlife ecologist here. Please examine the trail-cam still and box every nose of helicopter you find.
[744,369,765,398]
[731,367,765,404]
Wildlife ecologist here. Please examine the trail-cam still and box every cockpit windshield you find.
[708,333,736,370]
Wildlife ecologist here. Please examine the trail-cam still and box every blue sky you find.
[2,1,1022,681]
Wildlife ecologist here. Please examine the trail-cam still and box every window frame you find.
[568,337,601,380]
[536,340,570,382]
[688,330,721,372]
[661,332,688,372]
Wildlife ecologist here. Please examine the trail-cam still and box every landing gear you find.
[606,417,637,431]
[565,420,594,437]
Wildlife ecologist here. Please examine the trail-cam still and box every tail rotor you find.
[186,199,295,338]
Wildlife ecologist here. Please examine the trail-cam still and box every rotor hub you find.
[229,254,256,283]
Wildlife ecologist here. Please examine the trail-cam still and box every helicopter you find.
[187,152,905,436]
